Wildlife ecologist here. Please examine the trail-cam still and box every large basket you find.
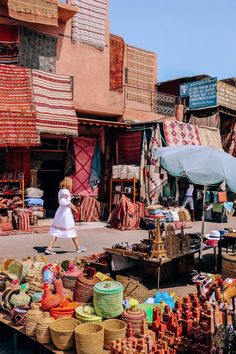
[103,319,127,349]
[50,318,80,350]
[93,281,123,319]
[75,323,104,354]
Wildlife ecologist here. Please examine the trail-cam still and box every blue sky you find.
[109,0,236,82]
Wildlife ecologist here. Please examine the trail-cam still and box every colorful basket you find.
[121,305,147,336]
[93,281,123,319]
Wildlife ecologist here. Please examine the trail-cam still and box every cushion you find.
[146,204,163,211]
[25,187,44,198]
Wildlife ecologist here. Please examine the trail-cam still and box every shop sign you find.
[180,77,217,109]
[217,81,236,111]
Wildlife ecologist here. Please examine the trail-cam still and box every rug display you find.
[71,137,98,196]
[110,34,124,92]
[32,70,78,136]
[148,126,168,204]
[117,131,142,165]
[163,121,202,146]
[7,0,58,26]
[72,0,106,49]
[126,45,156,104]
[189,113,220,128]
[0,64,40,147]
[198,126,223,150]
[0,24,19,64]
[79,196,100,222]
[19,27,57,73]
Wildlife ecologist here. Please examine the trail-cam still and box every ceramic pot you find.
[25,303,43,336]
[36,312,55,344]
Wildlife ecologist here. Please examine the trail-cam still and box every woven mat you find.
[71,137,97,196]
[0,64,40,147]
[116,275,155,303]
[19,26,57,73]
[8,0,58,26]
[32,70,78,136]
[0,24,19,64]
[163,121,202,146]
[110,34,124,92]
[118,130,142,165]
[72,0,106,49]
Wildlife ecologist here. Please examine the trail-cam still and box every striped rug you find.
[0,24,19,64]
[32,70,78,136]
[126,45,156,104]
[0,64,40,146]
[72,0,106,49]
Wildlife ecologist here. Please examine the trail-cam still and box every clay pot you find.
[25,303,43,336]
[36,312,55,344]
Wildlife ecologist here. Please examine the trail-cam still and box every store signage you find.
[180,77,217,109]
[217,81,236,111]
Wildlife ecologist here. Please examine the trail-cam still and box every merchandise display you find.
[0,253,235,354]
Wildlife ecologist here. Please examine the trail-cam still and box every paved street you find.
[1,218,235,297]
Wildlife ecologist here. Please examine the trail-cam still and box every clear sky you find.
[109,0,236,82]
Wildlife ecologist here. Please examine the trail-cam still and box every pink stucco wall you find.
[0,0,162,122]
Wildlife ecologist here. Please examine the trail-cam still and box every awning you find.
[77,118,131,128]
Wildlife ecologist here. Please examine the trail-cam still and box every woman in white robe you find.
[45,177,86,255]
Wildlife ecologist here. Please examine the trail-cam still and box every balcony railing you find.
[121,85,177,116]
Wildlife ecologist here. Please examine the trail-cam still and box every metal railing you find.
[122,85,177,116]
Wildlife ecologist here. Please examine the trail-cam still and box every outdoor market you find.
[1,0,236,354]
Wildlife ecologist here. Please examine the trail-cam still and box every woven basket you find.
[36,312,55,344]
[75,323,104,354]
[121,306,147,337]
[103,319,127,349]
[73,271,99,303]
[93,281,123,319]
[75,305,102,324]
[50,318,80,350]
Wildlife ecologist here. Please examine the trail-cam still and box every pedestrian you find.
[45,177,86,255]
[181,183,195,221]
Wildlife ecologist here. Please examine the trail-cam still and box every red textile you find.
[13,209,32,231]
[71,137,97,196]
[5,148,31,187]
[0,64,40,147]
[0,24,19,64]
[78,196,100,222]
[110,34,124,92]
[108,195,142,231]
[163,121,201,146]
[118,131,142,165]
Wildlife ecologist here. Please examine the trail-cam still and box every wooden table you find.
[104,246,209,290]
[0,312,110,354]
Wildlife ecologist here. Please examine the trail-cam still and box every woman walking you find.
[45,177,86,255]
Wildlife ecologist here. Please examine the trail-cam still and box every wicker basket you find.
[103,319,127,349]
[73,268,99,303]
[50,318,80,350]
[36,312,55,344]
[75,323,104,354]
[93,281,123,319]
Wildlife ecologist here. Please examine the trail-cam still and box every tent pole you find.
[199,185,206,272]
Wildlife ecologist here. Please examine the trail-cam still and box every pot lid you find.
[94,281,123,294]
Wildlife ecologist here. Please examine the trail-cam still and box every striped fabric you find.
[0,25,19,64]
[32,70,78,136]
[72,0,106,49]
[0,64,40,146]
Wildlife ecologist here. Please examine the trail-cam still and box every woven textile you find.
[72,0,106,49]
[108,194,139,230]
[80,196,100,221]
[163,121,201,146]
[110,34,124,92]
[32,70,78,136]
[189,113,220,128]
[126,45,156,104]
[148,127,168,204]
[198,126,223,150]
[118,131,142,165]
[19,27,57,73]
[0,64,40,147]
[71,137,97,196]
[8,0,58,26]
[0,25,19,64]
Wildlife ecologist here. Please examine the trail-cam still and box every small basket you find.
[50,318,80,350]
[75,323,104,354]
[103,319,127,349]
[93,281,123,319]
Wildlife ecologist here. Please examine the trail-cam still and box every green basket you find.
[93,281,123,319]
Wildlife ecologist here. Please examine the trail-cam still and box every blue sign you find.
[180,77,217,109]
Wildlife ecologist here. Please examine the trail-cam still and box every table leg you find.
[214,247,217,274]
[12,330,18,354]
[156,264,161,291]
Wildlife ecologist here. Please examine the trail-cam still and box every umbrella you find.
[153,145,236,270]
